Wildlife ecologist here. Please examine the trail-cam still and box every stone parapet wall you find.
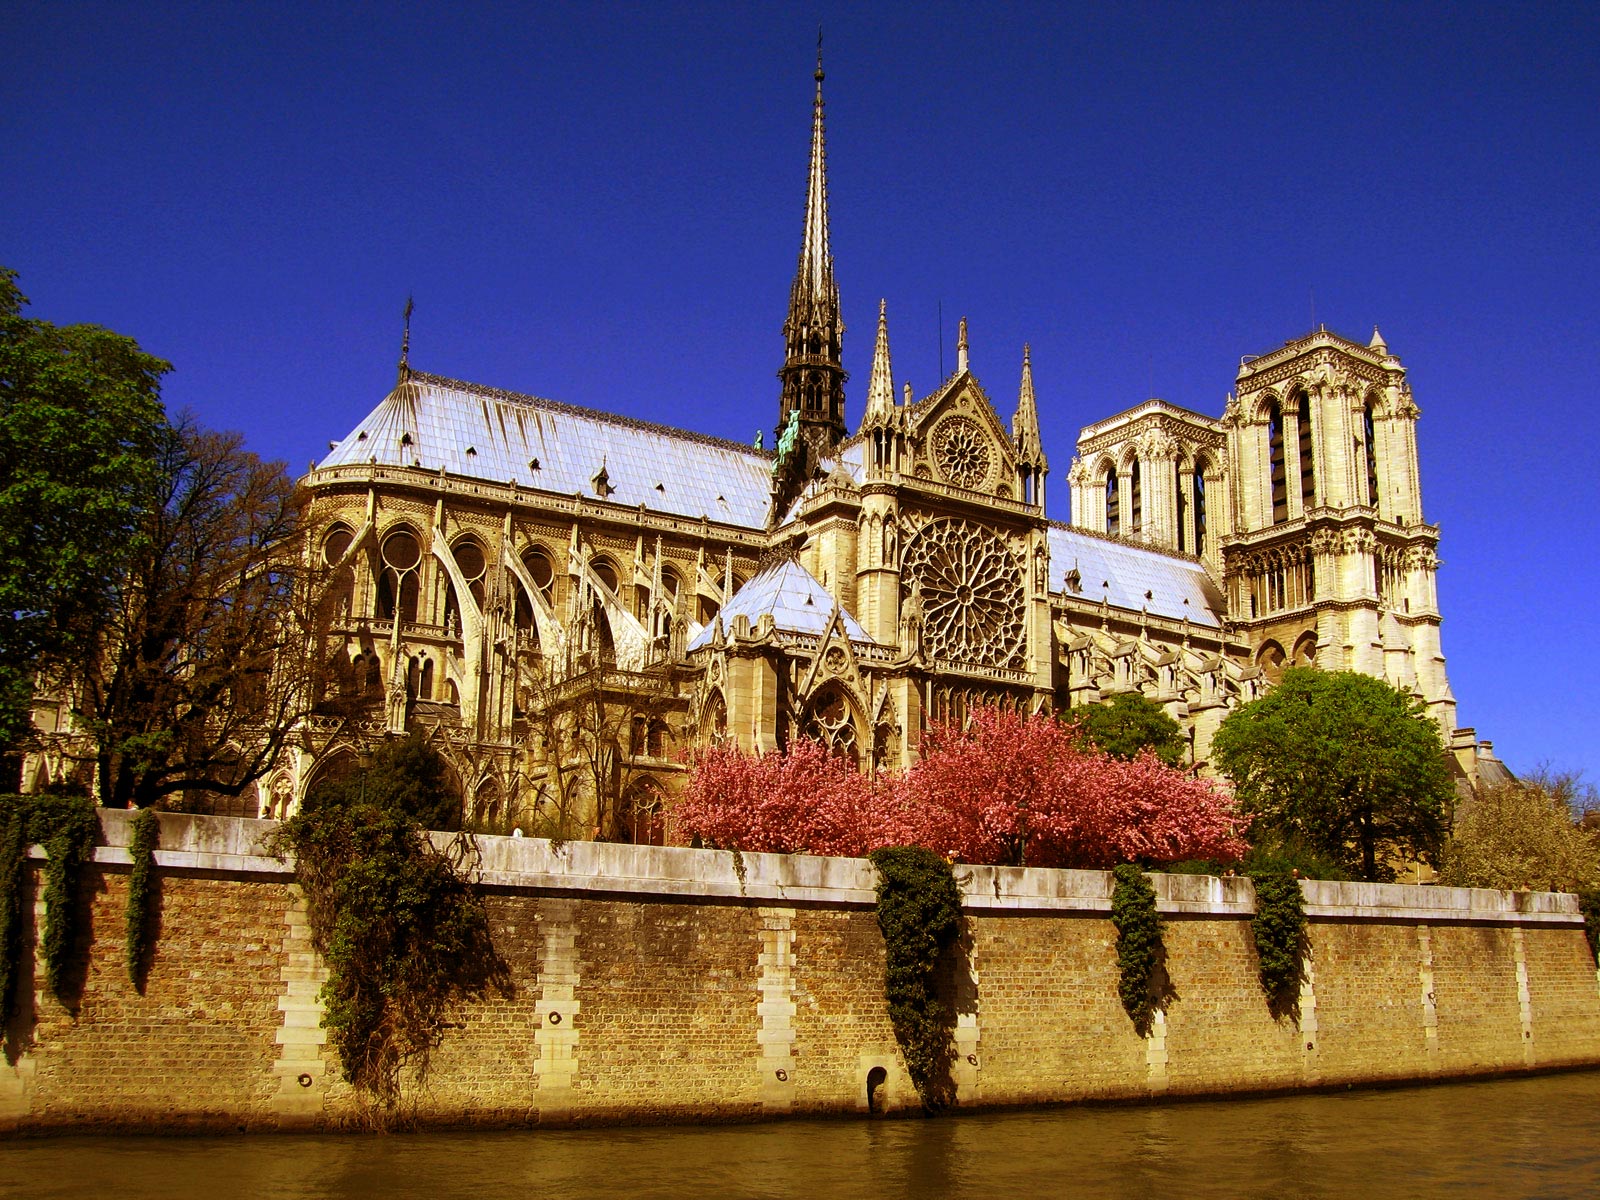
[2,811,1596,1132]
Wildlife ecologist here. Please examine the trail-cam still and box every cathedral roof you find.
[319,370,774,528]
[686,556,872,652]
[1046,523,1224,628]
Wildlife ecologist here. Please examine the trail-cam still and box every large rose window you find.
[903,518,1026,668]
[934,417,993,490]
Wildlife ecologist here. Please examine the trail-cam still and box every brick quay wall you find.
[2,811,1597,1132]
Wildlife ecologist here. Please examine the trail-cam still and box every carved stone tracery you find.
[934,416,993,490]
[902,518,1026,668]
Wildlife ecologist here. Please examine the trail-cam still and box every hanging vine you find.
[1110,863,1164,1036]
[1578,889,1600,965]
[0,793,100,1016]
[868,846,962,1111]
[125,807,160,987]
[1250,871,1308,1017]
[268,792,510,1109]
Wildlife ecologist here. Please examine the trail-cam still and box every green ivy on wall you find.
[0,793,99,1016]
[1578,890,1600,965]
[1250,871,1308,1017]
[1110,863,1163,1036]
[125,806,160,987]
[868,846,962,1111]
[268,796,510,1110]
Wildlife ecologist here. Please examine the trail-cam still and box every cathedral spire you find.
[771,37,848,525]
[1014,343,1042,460]
[798,30,833,311]
[864,299,895,421]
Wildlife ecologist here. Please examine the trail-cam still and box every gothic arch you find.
[377,524,423,622]
[803,680,865,765]
[1292,631,1318,667]
[1256,639,1286,683]
[617,776,667,846]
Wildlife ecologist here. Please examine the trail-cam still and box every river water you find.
[5,1071,1599,1199]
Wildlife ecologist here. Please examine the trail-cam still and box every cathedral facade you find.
[277,56,1491,837]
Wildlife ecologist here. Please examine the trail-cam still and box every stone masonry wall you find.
[1,813,1597,1133]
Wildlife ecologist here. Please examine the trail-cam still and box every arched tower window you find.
[1104,463,1120,536]
[1175,462,1188,553]
[1295,390,1316,510]
[1129,460,1142,535]
[377,528,421,623]
[444,537,487,634]
[1193,457,1209,556]
[1363,399,1380,509]
[1268,401,1288,525]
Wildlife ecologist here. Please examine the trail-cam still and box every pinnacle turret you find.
[863,299,895,422]
[1014,343,1043,463]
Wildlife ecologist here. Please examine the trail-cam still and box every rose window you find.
[903,518,1026,668]
[935,417,992,490]
[804,684,859,764]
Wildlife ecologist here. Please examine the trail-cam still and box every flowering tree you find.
[895,706,1245,868]
[674,707,1246,869]
[671,738,902,857]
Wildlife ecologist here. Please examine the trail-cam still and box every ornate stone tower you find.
[771,43,846,522]
[1221,327,1454,731]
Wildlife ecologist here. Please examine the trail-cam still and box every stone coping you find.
[54,810,1582,925]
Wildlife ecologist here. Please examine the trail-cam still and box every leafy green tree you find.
[1440,771,1599,893]
[306,732,462,831]
[1067,692,1186,767]
[0,268,168,751]
[1211,667,1452,881]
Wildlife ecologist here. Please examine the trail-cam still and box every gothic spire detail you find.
[864,299,895,421]
[1014,343,1042,461]
[770,37,848,527]
[797,32,834,317]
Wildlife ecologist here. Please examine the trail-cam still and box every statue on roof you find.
[772,408,802,477]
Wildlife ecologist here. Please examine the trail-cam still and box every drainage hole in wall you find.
[297,1074,313,1088]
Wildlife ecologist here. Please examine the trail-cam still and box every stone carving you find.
[902,518,1025,668]
[934,416,993,490]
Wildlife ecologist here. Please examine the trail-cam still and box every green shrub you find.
[1250,871,1307,1016]
[1110,863,1163,1035]
[125,806,160,987]
[868,846,962,1111]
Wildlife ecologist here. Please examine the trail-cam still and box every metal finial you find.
[399,294,414,376]
[816,26,824,81]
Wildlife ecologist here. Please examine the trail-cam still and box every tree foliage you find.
[1067,692,1186,767]
[674,706,1246,868]
[306,732,462,832]
[269,751,506,1109]
[1211,667,1452,881]
[0,268,168,751]
[902,706,1245,868]
[1440,773,1599,893]
[81,419,317,809]
[672,738,892,856]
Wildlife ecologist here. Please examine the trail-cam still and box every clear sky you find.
[6,2,1597,779]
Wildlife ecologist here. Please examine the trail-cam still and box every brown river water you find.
[4,1070,1599,1200]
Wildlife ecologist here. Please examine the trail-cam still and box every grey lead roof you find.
[320,371,774,529]
[687,557,872,652]
[1046,524,1224,628]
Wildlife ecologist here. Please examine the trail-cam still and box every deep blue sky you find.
[7,3,1597,779]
